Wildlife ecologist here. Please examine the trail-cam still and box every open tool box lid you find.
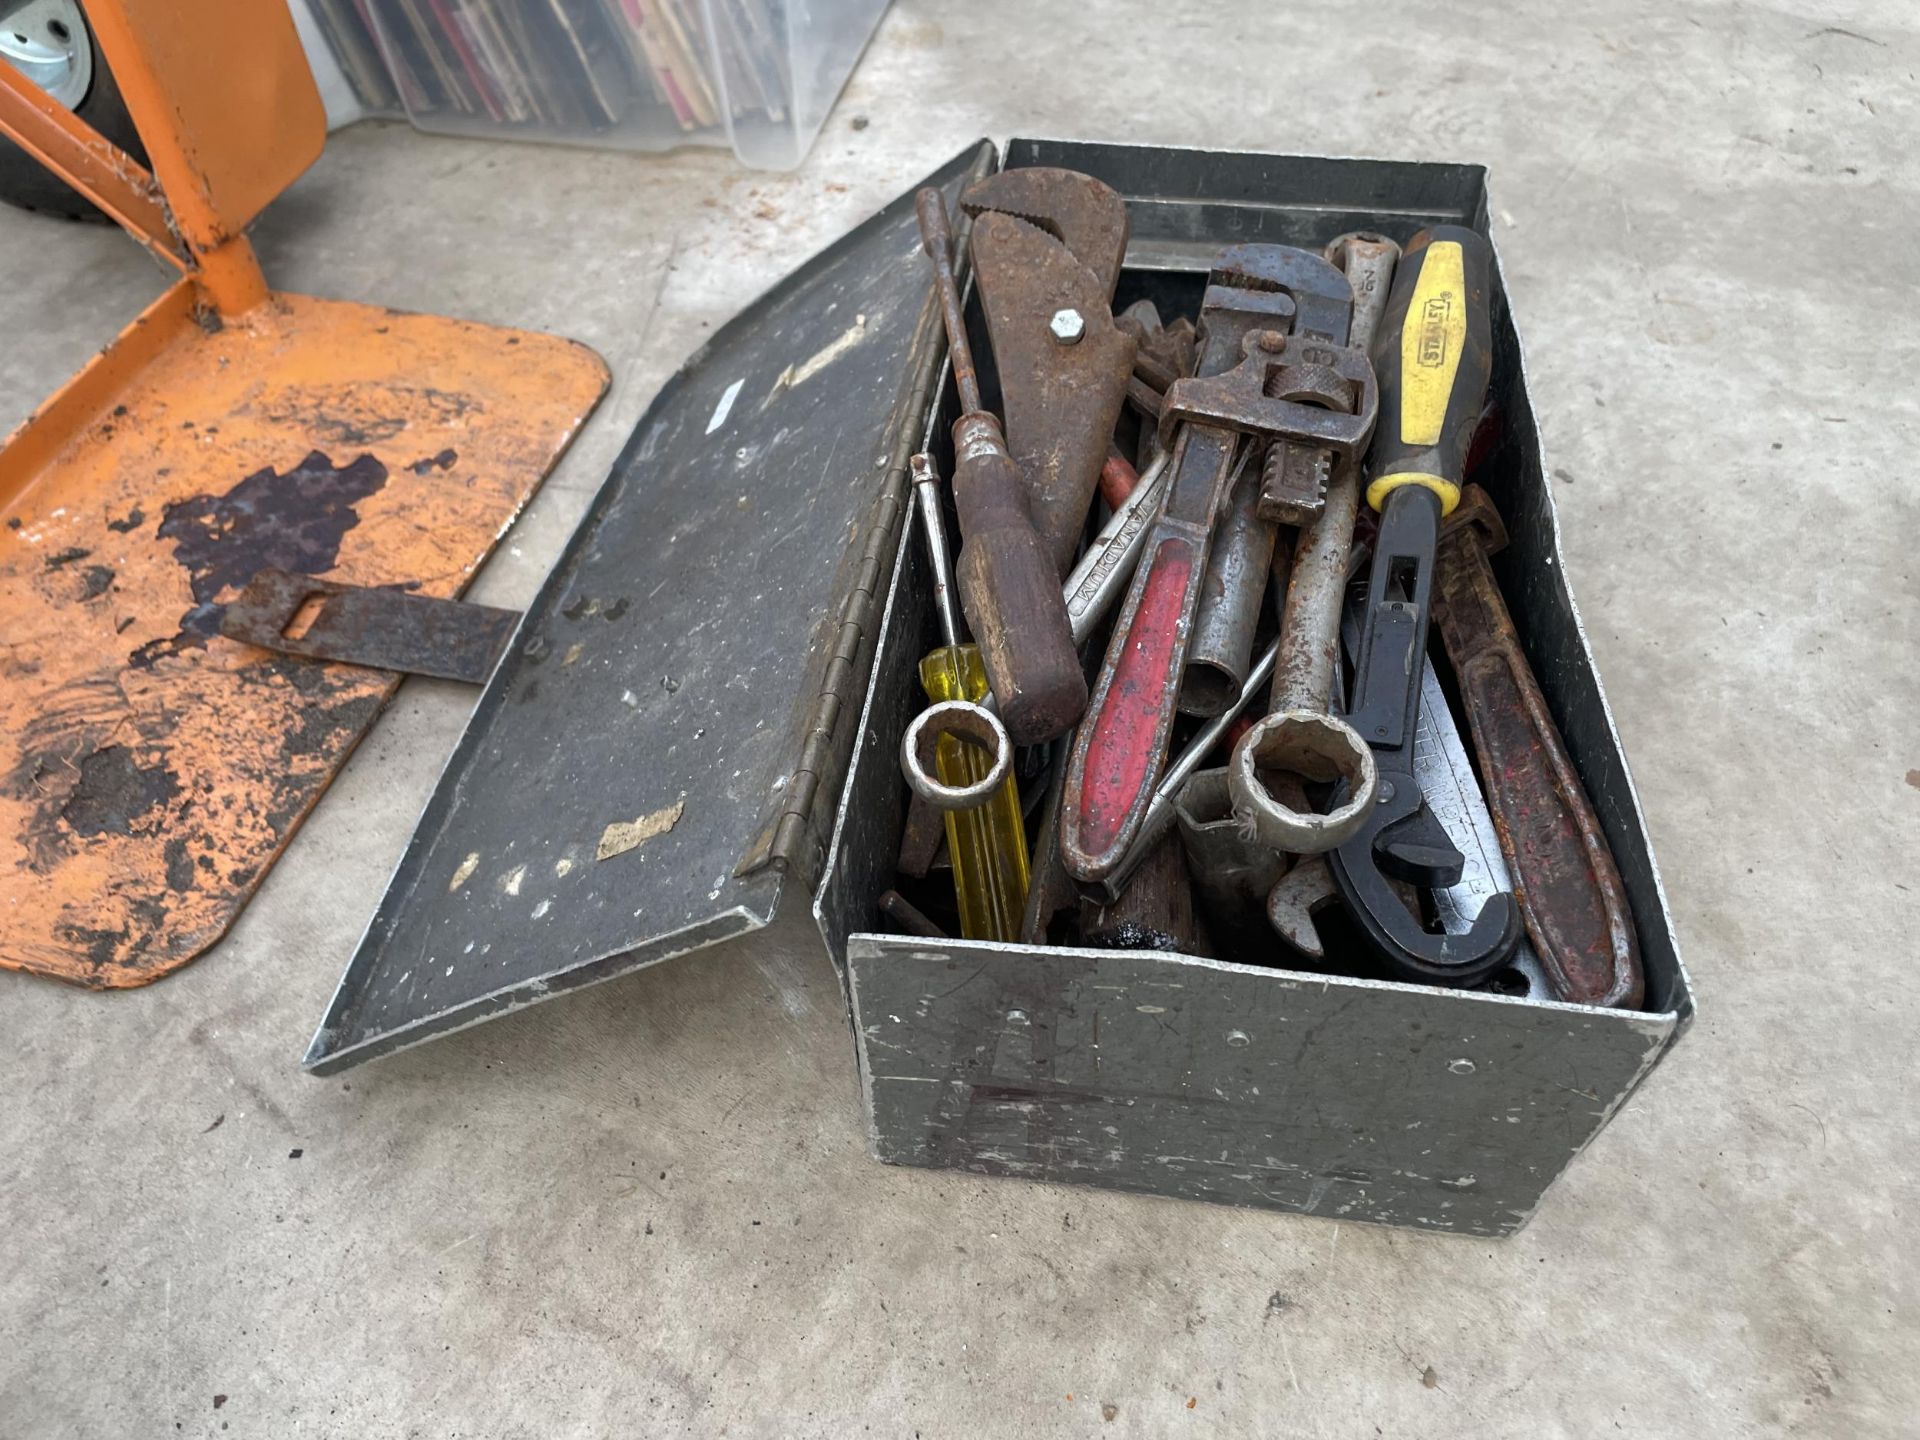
[307,141,1693,1236]
[304,142,999,1070]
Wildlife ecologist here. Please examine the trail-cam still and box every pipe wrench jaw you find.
[1157,325,1379,528]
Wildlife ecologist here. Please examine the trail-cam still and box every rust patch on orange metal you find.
[0,280,608,988]
[130,450,390,668]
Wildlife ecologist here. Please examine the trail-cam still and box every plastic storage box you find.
[317,0,888,168]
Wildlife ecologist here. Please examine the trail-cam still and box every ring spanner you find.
[1228,233,1397,856]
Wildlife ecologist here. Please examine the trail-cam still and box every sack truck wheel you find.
[0,0,149,221]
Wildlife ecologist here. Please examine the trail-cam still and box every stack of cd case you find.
[300,0,889,169]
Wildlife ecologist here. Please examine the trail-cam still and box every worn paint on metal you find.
[0,283,608,987]
[847,937,1672,1237]
[298,145,999,1074]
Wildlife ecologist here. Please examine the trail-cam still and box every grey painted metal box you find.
[304,137,1691,1239]
[816,139,1694,1238]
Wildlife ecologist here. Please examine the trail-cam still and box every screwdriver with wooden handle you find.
[905,453,1031,941]
[915,188,1088,747]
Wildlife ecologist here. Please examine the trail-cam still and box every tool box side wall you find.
[846,936,1671,1237]
[1476,246,1693,1027]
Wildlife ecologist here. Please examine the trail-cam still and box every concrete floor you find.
[3,2,1916,1435]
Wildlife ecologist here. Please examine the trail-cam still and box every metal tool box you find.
[305,138,1693,1238]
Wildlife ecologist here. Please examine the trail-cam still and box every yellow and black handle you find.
[1365,225,1493,517]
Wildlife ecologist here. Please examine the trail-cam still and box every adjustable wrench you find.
[1059,246,1377,884]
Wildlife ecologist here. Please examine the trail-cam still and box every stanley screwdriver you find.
[901,453,1031,942]
[1326,223,1520,983]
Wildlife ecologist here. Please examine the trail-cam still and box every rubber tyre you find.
[0,2,148,221]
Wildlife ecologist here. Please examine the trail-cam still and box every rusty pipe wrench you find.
[1180,250,1374,716]
[899,450,1173,803]
[1323,226,1520,985]
[1059,246,1377,884]
[961,168,1136,577]
[1229,234,1399,854]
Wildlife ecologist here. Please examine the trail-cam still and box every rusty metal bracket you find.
[218,570,520,685]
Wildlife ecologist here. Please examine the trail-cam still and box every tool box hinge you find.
[742,145,998,886]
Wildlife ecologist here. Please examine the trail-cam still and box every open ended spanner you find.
[1059,245,1377,884]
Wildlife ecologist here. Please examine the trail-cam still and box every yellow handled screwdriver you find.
[1323,223,1520,984]
[900,452,1030,940]
[1362,224,1493,519]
